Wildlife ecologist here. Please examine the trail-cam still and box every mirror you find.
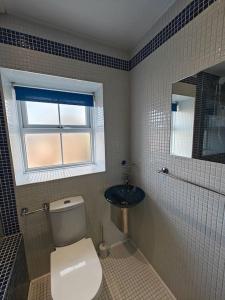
[170,61,225,164]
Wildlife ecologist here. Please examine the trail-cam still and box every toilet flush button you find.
[50,196,84,212]
[64,200,71,204]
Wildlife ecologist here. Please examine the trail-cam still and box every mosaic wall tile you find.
[0,28,129,71]
[130,0,218,69]
[5,236,29,300]
[0,0,222,298]
[129,0,225,299]
[0,0,218,72]
[0,234,28,300]
[0,0,218,235]
[0,94,19,236]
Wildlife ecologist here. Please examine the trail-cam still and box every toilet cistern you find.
[49,196,102,300]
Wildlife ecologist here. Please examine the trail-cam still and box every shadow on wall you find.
[129,194,155,259]
[129,193,189,297]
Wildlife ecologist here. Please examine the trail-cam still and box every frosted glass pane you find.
[26,102,59,125]
[60,104,86,126]
[62,133,91,164]
[25,133,61,168]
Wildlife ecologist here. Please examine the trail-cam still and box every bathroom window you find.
[19,99,93,170]
[1,68,105,185]
[13,85,95,171]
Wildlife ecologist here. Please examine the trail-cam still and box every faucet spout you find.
[121,160,134,185]
[124,176,129,186]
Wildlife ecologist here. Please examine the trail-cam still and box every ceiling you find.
[1,0,176,51]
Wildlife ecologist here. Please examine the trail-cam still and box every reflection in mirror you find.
[171,81,196,158]
[170,61,225,164]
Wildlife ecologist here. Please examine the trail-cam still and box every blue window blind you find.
[171,103,178,112]
[14,86,94,107]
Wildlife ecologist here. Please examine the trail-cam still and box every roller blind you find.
[14,86,94,107]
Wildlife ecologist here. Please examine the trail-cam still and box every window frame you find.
[18,101,95,172]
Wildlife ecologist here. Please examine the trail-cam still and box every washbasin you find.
[104,184,145,208]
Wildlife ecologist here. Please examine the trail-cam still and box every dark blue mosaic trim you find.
[0,94,19,236]
[0,27,129,71]
[0,0,217,72]
[0,234,21,300]
[130,0,217,69]
[181,76,197,85]
[5,235,29,300]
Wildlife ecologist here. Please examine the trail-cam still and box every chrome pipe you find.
[121,207,128,236]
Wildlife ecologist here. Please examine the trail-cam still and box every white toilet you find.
[49,196,102,300]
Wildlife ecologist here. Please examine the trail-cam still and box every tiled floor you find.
[28,241,175,300]
[28,273,112,300]
[28,274,51,300]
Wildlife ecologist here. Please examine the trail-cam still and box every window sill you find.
[15,163,106,186]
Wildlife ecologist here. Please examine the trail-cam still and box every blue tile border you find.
[0,0,217,72]
[130,0,217,69]
[0,27,130,71]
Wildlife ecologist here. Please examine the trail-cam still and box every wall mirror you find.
[170,61,225,164]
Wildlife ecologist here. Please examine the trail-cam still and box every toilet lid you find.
[51,238,102,300]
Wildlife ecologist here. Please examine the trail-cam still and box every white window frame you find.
[1,68,106,186]
[18,101,95,172]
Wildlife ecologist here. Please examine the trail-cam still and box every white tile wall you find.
[1,1,225,299]
[0,20,129,278]
[130,1,225,299]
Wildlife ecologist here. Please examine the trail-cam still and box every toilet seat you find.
[51,238,102,300]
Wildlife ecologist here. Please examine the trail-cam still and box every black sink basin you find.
[104,184,145,208]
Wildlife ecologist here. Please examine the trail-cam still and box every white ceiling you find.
[1,0,176,51]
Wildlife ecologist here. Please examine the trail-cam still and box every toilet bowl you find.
[51,238,102,300]
[49,196,103,300]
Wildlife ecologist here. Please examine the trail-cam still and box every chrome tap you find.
[121,160,134,185]
[123,173,130,186]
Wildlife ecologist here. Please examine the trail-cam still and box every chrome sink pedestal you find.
[121,208,128,235]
